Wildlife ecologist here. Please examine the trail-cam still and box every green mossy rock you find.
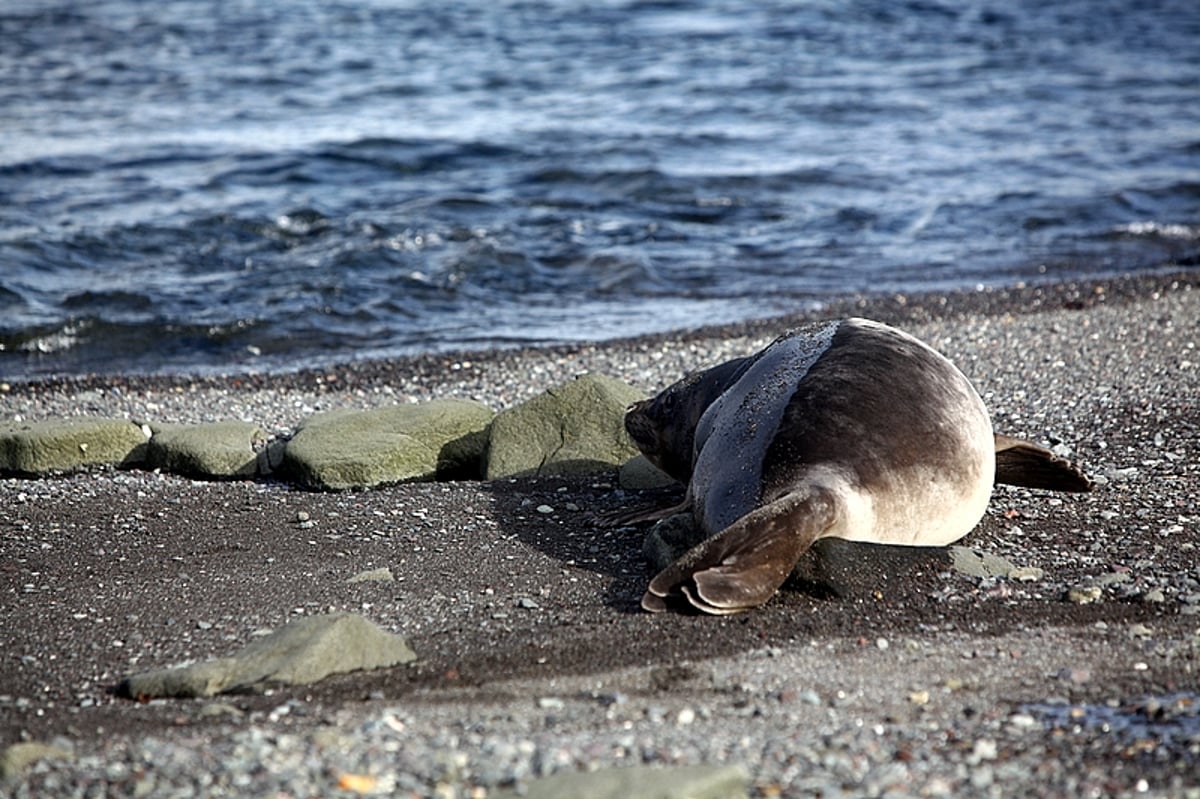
[283,399,494,490]
[118,612,417,699]
[145,420,265,479]
[0,741,74,780]
[0,417,149,475]
[485,374,644,479]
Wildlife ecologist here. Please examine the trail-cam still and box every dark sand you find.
[2,272,1198,796]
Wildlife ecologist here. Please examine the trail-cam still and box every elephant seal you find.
[620,318,1091,614]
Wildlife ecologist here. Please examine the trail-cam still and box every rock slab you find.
[283,399,494,490]
[1,741,73,780]
[0,417,149,475]
[950,547,1021,579]
[144,420,265,478]
[118,612,416,699]
[486,374,644,479]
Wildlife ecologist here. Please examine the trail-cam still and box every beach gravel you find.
[1,273,1198,797]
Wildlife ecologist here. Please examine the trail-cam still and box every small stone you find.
[335,773,381,794]
[1,741,74,779]
[1008,713,1038,730]
[1060,667,1091,684]
[196,703,244,720]
[517,598,539,609]
[908,690,930,705]
[296,511,311,523]
[1009,566,1044,582]
[537,697,564,710]
[1091,572,1132,588]
[876,637,889,650]
[348,567,395,584]
[1142,588,1166,604]
[676,707,696,726]
[536,505,555,515]
[971,765,995,790]
[970,738,998,763]
[490,764,749,799]
[1067,585,1103,604]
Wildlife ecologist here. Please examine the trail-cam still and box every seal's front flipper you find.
[597,492,690,528]
[994,434,1093,493]
[642,512,707,572]
[642,488,837,615]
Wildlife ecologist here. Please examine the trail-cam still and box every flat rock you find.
[949,546,1021,579]
[485,374,644,479]
[117,612,416,699]
[1,741,73,780]
[0,417,149,475]
[348,567,395,583]
[282,399,494,490]
[144,420,265,479]
[492,764,749,799]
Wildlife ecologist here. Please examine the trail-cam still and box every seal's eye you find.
[657,392,677,416]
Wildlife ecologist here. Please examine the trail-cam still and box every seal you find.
[620,318,1091,614]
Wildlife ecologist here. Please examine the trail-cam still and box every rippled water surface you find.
[3,0,1199,378]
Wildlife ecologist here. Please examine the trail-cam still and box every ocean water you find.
[2,0,1198,379]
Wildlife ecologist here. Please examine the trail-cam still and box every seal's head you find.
[624,354,751,483]
[624,393,691,482]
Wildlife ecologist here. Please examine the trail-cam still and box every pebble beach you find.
[2,273,1199,798]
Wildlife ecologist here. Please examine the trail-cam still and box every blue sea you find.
[2,0,1198,380]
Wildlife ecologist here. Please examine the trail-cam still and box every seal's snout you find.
[626,396,656,412]
[624,402,657,448]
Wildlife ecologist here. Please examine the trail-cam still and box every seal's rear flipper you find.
[993,434,1093,492]
[642,488,837,614]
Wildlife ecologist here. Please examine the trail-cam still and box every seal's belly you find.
[816,463,993,547]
